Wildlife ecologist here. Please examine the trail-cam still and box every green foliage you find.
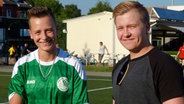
[63,4,81,19]
[56,22,67,50]
[88,1,113,14]
[26,0,63,16]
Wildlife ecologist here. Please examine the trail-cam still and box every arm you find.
[163,97,184,104]
[9,93,23,104]
[27,49,31,53]
[104,45,109,54]
[175,51,180,59]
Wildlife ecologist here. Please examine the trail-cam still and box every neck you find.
[130,45,154,60]
[38,49,58,62]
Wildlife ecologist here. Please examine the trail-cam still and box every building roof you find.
[153,7,184,21]
[17,2,32,8]
[3,0,16,5]
[3,0,32,8]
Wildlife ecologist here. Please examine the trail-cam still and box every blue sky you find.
[59,0,184,15]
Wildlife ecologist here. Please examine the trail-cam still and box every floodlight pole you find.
[172,0,174,6]
[111,17,116,67]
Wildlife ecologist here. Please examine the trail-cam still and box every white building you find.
[63,11,129,61]
[63,6,184,62]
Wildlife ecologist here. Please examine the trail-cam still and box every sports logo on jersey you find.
[27,80,35,84]
[57,77,69,92]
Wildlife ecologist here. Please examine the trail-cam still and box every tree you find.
[63,4,81,19]
[25,0,64,20]
[88,1,113,15]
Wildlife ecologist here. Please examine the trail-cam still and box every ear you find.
[28,29,33,39]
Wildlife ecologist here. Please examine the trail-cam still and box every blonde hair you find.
[113,1,149,24]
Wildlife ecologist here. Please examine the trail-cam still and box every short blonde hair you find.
[113,1,149,24]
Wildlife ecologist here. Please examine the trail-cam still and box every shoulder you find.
[57,48,86,79]
[12,50,37,77]
[148,48,184,102]
[16,50,36,63]
[148,48,174,62]
[148,48,181,73]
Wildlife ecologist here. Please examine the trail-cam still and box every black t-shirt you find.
[112,48,184,104]
[21,47,29,56]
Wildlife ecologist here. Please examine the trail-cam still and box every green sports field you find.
[0,72,112,104]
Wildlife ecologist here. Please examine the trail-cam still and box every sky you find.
[59,0,184,15]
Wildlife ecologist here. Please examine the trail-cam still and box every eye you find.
[46,29,54,34]
[128,25,136,29]
[34,31,40,35]
[117,26,124,31]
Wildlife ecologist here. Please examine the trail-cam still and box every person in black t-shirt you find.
[21,43,31,57]
[112,1,184,104]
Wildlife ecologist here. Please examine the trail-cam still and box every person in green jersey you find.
[8,6,89,104]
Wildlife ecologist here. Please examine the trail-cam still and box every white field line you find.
[88,78,112,92]
[88,86,112,92]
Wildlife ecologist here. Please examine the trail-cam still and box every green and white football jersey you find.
[8,48,89,104]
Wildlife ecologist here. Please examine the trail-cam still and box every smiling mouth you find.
[41,40,53,45]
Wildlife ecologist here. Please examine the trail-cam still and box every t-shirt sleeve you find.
[150,52,184,102]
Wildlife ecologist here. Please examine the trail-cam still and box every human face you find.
[115,9,150,52]
[29,16,57,53]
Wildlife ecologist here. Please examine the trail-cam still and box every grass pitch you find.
[0,72,112,104]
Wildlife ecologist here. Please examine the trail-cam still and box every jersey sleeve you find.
[8,61,26,101]
[72,61,89,104]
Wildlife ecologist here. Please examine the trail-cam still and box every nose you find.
[123,28,131,38]
[41,32,48,39]
[118,28,130,39]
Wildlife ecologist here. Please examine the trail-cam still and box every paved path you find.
[0,65,13,72]
[86,71,111,77]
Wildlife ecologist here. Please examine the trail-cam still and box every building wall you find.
[64,12,129,61]
[167,6,184,11]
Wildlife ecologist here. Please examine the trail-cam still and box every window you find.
[6,9,11,17]
[20,29,29,37]
[19,11,26,18]
[0,28,4,41]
